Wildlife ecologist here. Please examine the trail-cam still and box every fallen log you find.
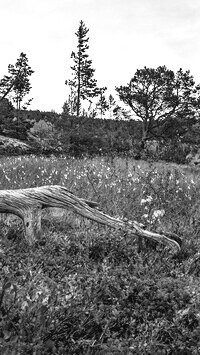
[0,185,181,252]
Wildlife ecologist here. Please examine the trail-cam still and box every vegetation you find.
[115,67,200,149]
[65,20,102,117]
[0,156,200,354]
[0,23,200,161]
[1,62,200,161]
[1,21,200,353]
[0,52,34,140]
[0,52,34,113]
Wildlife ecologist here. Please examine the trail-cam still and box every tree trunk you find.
[0,185,181,252]
[141,125,148,150]
[76,54,81,117]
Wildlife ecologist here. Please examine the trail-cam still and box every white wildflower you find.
[141,195,153,204]
[142,214,149,219]
[152,209,165,221]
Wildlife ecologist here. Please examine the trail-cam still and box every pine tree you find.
[0,53,34,110]
[62,79,77,116]
[13,53,34,113]
[0,52,34,137]
[108,94,116,119]
[116,66,200,147]
[96,88,109,118]
[66,20,101,117]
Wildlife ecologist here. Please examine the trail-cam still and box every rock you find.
[0,135,32,155]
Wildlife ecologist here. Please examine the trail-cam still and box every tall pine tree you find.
[65,20,101,117]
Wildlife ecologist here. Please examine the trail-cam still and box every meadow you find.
[0,155,200,354]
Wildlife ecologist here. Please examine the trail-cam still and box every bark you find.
[0,185,181,252]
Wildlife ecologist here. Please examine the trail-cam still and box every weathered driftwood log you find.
[0,185,181,252]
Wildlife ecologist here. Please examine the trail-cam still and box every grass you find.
[0,155,200,354]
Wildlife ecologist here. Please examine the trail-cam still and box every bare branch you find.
[0,185,181,252]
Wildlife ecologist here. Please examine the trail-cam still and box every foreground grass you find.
[0,155,200,354]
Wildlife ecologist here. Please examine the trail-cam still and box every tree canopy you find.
[0,52,34,111]
[116,66,200,147]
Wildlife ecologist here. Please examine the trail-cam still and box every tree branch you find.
[0,185,181,252]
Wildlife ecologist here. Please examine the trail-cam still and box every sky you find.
[0,0,200,113]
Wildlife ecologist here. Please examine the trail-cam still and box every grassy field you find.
[0,155,200,354]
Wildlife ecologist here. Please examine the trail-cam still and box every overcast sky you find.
[0,0,200,113]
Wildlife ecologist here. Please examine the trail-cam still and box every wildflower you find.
[142,213,149,219]
[141,195,153,204]
[152,209,165,221]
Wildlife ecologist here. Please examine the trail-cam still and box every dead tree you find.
[0,185,181,252]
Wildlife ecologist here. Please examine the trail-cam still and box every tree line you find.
[0,20,200,161]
